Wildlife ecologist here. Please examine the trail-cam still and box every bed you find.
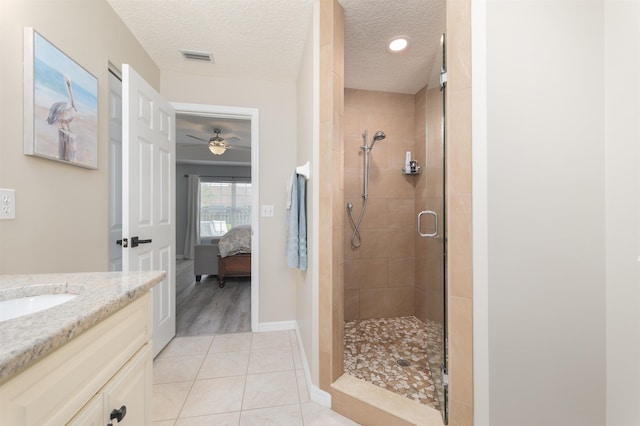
[217,225,251,288]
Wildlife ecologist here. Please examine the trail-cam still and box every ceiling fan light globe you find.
[209,140,227,155]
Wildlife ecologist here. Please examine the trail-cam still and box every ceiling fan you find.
[184,128,249,155]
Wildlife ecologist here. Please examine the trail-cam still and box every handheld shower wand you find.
[361,130,386,201]
[347,129,386,248]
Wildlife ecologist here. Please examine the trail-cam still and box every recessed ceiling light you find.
[388,37,409,52]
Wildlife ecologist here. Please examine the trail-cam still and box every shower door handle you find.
[418,210,438,237]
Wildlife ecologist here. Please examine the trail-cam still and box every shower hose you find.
[347,198,367,248]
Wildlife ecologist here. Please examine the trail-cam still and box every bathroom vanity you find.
[0,271,165,426]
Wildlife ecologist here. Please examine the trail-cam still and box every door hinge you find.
[441,363,449,387]
[440,71,448,90]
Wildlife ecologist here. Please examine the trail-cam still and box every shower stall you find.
[343,35,448,423]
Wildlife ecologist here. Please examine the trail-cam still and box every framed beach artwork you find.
[24,28,98,169]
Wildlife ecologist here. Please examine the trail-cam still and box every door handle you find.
[131,236,152,248]
[418,210,438,237]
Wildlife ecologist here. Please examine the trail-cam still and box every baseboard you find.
[294,324,332,408]
[256,320,296,332]
[310,382,332,407]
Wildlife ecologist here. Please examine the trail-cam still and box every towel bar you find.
[296,161,310,180]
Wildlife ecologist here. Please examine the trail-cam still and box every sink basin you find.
[0,294,78,322]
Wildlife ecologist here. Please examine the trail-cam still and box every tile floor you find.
[152,330,360,425]
[344,316,445,409]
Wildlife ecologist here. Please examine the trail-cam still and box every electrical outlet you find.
[261,204,274,217]
[0,189,15,220]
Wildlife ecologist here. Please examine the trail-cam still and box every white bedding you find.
[218,225,251,257]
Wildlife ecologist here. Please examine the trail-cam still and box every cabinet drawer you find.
[0,293,151,426]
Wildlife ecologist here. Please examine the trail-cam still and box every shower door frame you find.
[441,32,449,424]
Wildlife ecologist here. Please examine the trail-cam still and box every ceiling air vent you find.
[179,49,214,63]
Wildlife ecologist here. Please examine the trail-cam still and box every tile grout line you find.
[154,332,326,425]
[288,330,306,425]
[238,331,254,419]
[172,335,216,423]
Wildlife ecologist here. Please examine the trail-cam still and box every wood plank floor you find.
[175,259,251,336]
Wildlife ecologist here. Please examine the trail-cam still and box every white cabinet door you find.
[122,64,176,357]
[102,345,153,426]
[68,345,152,426]
[67,394,104,426]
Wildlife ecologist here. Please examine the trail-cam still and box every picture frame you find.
[24,28,98,169]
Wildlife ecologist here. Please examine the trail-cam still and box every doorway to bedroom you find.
[174,103,260,337]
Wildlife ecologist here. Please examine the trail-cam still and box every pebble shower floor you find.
[344,316,444,409]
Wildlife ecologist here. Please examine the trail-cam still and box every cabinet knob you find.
[109,405,127,423]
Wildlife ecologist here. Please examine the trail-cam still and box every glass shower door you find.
[418,33,448,424]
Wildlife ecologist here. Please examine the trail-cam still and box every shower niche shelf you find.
[401,166,422,175]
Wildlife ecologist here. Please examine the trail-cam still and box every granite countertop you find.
[0,271,165,384]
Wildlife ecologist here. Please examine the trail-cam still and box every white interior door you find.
[122,64,176,357]
[108,72,123,272]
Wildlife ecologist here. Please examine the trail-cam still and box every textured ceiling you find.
[107,0,314,81]
[107,0,445,163]
[341,0,445,94]
[107,0,445,92]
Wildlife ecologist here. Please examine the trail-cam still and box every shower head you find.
[373,131,386,141]
[370,131,386,149]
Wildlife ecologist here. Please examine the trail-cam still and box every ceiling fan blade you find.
[186,134,207,142]
[226,145,251,151]
[226,136,240,144]
[179,141,249,151]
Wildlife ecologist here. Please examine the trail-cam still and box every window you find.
[199,180,251,238]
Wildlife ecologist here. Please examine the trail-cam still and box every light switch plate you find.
[0,188,15,220]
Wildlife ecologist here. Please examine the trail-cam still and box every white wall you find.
[485,2,606,425]
[604,1,640,424]
[476,2,640,424]
[0,0,159,274]
[295,8,318,386]
[161,71,299,323]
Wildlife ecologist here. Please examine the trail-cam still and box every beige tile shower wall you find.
[331,0,346,386]
[343,89,417,321]
[446,0,473,424]
[319,0,345,390]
